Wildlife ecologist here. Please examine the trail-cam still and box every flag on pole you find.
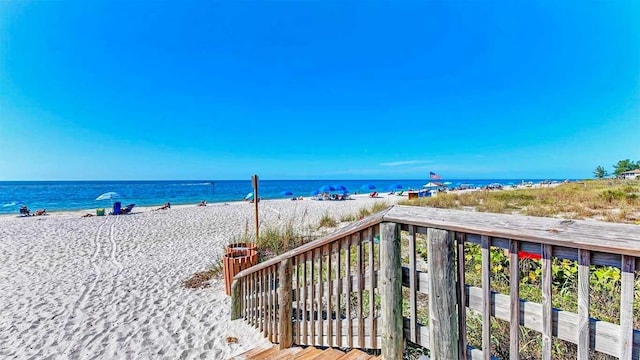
[429,171,441,180]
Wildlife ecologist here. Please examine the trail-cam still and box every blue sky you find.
[1,1,638,181]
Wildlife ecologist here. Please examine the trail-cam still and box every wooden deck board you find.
[230,346,274,359]
[335,349,374,359]
[312,348,345,360]
[293,346,324,360]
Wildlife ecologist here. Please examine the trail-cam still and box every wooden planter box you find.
[223,249,258,295]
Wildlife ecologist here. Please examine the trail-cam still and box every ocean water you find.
[0,179,566,215]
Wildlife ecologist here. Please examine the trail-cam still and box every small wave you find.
[2,202,16,207]
[175,182,212,186]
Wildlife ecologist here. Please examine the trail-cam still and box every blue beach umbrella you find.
[333,185,347,192]
[244,192,254,200]
[280,191,293,196]
[311,190,320,196]
[319,185,335,193]
[388,183,403,190]
[361,184,376,190]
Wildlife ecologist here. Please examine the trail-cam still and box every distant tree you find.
[593,166,608,179]
[613,159,640,177]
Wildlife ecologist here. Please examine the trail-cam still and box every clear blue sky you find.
[1,1,638,181]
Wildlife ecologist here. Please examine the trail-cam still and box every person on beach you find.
[197,200,206,206]
[20,205,30,216]
[156,202,171,210]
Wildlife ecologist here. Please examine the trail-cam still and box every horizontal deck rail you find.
[231,205,640,359]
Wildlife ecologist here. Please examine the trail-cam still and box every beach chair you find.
[121,204,135,214]
[397,190,404,196]
[369,191,378,198]
[19,206,30,216]
[111,201,122,215]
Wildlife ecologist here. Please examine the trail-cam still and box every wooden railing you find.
[231,205,640,359]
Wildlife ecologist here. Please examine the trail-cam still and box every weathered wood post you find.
[278,259,293,350]
[252,174,259,241]
[427,228,458,359]
[230,279,242,320]
[380,222,402,359]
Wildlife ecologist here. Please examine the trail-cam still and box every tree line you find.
[593,159,640,179]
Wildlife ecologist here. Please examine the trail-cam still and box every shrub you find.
[370,201,388,213]
[358,207,372,219]
[341,213,357,222]
[318,212,338,228]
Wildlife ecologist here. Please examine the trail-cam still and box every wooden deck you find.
[230,346,381,360]
[230,205,640,359]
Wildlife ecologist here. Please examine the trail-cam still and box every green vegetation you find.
[399,180,640,224]
[340,213,358,222]
[355,201,389,219]
[318,211,338,228]
[593,165,608,179]
[462,244,638,359]
[612,158,640,177]
[594,158,640,178]
[398,181,640,359]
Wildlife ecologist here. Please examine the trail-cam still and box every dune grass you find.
[399,180,640,224]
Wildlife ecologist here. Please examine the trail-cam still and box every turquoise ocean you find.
[0,179,568,215]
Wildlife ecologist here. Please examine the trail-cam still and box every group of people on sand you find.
[38,199,211,218]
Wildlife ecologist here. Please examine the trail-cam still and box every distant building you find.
[620,169,640,180]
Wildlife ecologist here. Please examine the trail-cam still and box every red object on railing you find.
[518,251,542,260]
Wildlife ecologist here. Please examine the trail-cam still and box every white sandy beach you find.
[0,195,402,359]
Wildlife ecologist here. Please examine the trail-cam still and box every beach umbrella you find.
[388,183,403,189]
[311,190,320,196]
[333,185,347,192]
[443,182,452,185]
[2,201,24,208]
[96,191,120,208]
[422,182,439,188]
[245,192,254,200]
[361,184,376,190]
[319,185,335,193]
[96,192,120,201]
[280,191,293,196]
